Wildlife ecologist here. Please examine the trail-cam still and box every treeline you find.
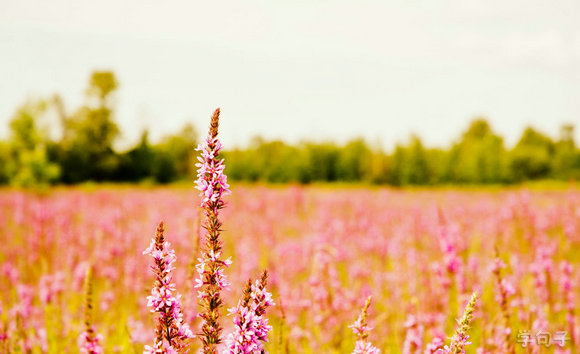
[1,71,579,187]
[225,122,579,185]
[0,71,199,186]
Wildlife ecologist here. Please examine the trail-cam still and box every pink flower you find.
[402,315,424,354]
[195,108,232,353]
[425,336,445,353]
[78,267,103,354]
[439,334,471,354]
[353,341,381,354]
[439,293,478,354]
[78,330,103,354]
[144,222,193,352]
[350,297,380,354]
[195,132,231,211]
[38,272,64,304]
[223,271,275,354]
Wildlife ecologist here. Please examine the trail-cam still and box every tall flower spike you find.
[350,296,380,354]
[195,108,231,211]
[223,270,275,354]
[78,265,103,354]
[143,222,193,353]
[195,108,232,354]
[560,261,575,350]
[492,248,514,354]
[441,292,478,354]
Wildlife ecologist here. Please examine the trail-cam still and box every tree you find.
[6,99,60,187]
[337,138,372,181]
[302,142,339,182]
[446,118,507,183]
[116,131,156,182]
[552,124,579,179]
[388,144,406,186]
[87,71,118,105]
[508,127,555,181]
[405,135,430,184]
[58,71,120,182]
[366,142,390,184]
[156,123,199,180]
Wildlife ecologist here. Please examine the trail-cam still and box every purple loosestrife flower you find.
[78,266,103,354]
[38,272,64,305]
[437,292,478,354]
[402,315,424,354]
[224,271,275,354]
[530,246,554,305]
[144,222,193,353]
[491,250,515,354]
[424,336,445,353]
[195,108,232,354]
[560,261,575,349]
[308,245,355,336]
[350,297,380,354]
[195,108,231,212]
[436,209,463,289]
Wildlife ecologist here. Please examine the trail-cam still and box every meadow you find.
[2,4,578,353]
[0,182,578,353]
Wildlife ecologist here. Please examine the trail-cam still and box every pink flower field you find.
[0,184,579,353]
[0,110,578,354]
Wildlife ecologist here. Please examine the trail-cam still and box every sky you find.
[0,0,579,150]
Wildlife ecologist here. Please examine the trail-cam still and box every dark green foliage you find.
[156,123,199,180]
[508,127,555,181]
[6,100,60,187]
[445,119,507,184]
[221,120,580,186]
[55,71,120,183]
[116,131,156,182]
[337,139,372,181]
[1,70,580,186]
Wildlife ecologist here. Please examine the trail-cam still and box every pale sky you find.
[0,0,579,150]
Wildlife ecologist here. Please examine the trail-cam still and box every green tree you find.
[224,137,308,183]
[302,142,339,182]
[388,144,406,186]
[87,71,118,103]
[156,123,199,180]
[425,148,448,184]
[337,138,372,181]
[508,127,555,181]
[446,119,507,183]
[116,131,157,181]
[0,142,9,184]
[552,124,579,179]
[10,147,60,187]
[58,71,120,182]
[366,145,390,184]
[405,135,430,184]
[6,100,60,187]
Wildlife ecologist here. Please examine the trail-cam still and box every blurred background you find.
[0,0,579,187]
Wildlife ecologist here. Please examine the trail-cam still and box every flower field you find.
[0,183,578,353]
